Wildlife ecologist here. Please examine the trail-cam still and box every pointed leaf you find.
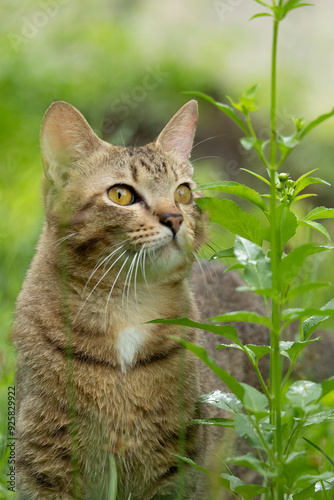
[184,91,249,135]
[171,338,246,401]
[234,236,272,289]
[299,108,334,140]
[234,414,267,450]
[199,390,242,414]
[227,453,272,476]
[304,206,334,221]
[210,311,272,328]
[188,418,234,427]
[241,168,271,185]
[321,376,334,399]
[174,455,208,475]
[303,298,334,339]
[263,205,298,253]
[210,247,235,260]
[279,244,330,294]
[291,193,317,204]
[148,317,241,343]
[302,438,334,468]
[193,181,267,211]
[224,263,244,272]
[286,282,330,301]
[282,307,334,322]
[286,381,322,409]
[235,484,269,499]
[241,383,268,413]
[240,136,257,150]
[294,176,330,196]
[279,337,321,361]
[298,220,331,240]
[196,197,264,245]
[250,12,273,19]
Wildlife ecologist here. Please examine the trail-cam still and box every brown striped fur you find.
[14,100,207,500]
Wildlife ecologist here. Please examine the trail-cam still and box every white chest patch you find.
[116,327,146,371]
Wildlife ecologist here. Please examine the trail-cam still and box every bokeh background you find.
[1,0,334,495]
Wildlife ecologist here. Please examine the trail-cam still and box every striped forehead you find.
[127,145,187,183]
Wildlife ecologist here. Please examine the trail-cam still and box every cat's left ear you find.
[40,100,103,187]
[156,100,198,163]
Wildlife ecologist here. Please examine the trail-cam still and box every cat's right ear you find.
[40,101,102,186]
[156,100,198,163]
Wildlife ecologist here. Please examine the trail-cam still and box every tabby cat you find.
[14,100,208,500]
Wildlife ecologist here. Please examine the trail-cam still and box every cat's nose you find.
[160,212,183,236]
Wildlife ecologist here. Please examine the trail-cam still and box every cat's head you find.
[40,100,205,282]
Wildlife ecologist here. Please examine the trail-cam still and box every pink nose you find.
[160,213,183,235]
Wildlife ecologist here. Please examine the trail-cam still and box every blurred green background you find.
[1,0,334,496]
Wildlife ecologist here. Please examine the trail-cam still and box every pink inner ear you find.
[156,100,198,162]
[41,101,100,164]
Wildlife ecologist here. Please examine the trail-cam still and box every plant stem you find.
[269,12,284,500]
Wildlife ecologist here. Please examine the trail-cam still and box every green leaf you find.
[298,220,331,240]
[173,455,208,475]
[286,381,322,409]
[282,307,334,322]
[148,317,241,344]
[293,482,317,500]
[194,181,267,211]
[299,108,334,140]
[172,338,246,401]
[188,418,235,427]
[198,390,242,414]
[219,473,244,494]
[240,136,257,150]
[291,193,317,204]
[234,484,269,499]
[277,132,300,151]
[303,298,334,339]
[253,0,271,7]
[196,197,264,245]
[184,91,249,135]
[210,311,272,328]
[217,343,271,363]
[279,337,321,361]
[227,453,272,476]
[304,206,334,221]
[250,12,273,20]
[302,438,334,468]
[279,244,330,295]
[241,168,271,186]
[210,247,235,260]
[263,205,298,253]
[224,263,244,273]
[234,414,268,450]
[236,286,277,299]
[241,383,268,413]
[299,409,334,427]
[294,176,330,196]
[286,282,330,301]
[234,236,272,289]
[321,376,334,399]
[243,83,261,99]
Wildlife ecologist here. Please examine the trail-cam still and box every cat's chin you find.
[145,240,192,279]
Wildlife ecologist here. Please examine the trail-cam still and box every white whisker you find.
[53,232,78,247]
[104,255,131,330]
[75,249,128,321]
[126,253,138,307]
[84,244,126,294]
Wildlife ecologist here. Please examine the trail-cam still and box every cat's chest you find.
[116,325,147,371]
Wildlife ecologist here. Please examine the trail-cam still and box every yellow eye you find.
[174,184,192,205]
[108,186,134,206]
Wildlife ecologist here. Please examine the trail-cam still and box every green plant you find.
[152,1,334,498]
